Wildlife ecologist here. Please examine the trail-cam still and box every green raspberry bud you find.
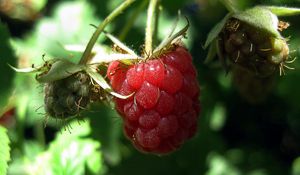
[205,6,299,77]
[220,18,289,77]
[44,72,91,119]
[232,66,275,104]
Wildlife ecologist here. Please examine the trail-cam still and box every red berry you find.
[107,46,200,154]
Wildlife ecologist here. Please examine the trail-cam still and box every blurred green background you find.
[0,0,300,175]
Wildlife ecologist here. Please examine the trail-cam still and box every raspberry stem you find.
[145,0,159,57]
[79,0,135,65]
[153,4,161,47]
[219,0,238,13]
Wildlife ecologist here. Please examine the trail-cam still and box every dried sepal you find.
[85,66,133,99]
[8,58,57,73]
[104,31,141,58]
[152,17,189,57]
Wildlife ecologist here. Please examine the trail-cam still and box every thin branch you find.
[219,0,239,13]
[79,0,135,64]
[145,0,159,57]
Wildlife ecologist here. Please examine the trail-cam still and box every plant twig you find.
[219,0,238,13]
[153,2,161,46]
[79,0,135,64]
[145,0,158,56]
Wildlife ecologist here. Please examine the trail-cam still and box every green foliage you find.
[292,157,300,175]
[206,152,241,175]
[2,0,300,175]
[0,126,10,175]
[25,120,104,175]
[0,23,17,115]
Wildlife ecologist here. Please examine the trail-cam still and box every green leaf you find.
[0,126,10,175]
[292,157,300,175]
[263,6,300,16]
[233,6,281,38]
[209,104,226,131]
[36,60,84,83]
[26,120,105,175]
[85,67,133,99]
[0,23,17,115]
[206,152,241,175]
[204,13,233,49]
[36,1,103,60]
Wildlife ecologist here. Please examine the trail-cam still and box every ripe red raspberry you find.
[107,46,200,154]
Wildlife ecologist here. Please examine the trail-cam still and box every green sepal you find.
[204,39,217,64]
[104,31,140,58]
[85,66,133,99]
[36,59,85,83]
[153,17,190,56]
[204,13,233,49]
[232,6,281,38]
[216,38,229,73]
[262,6,300,16]
[8,64,41,73]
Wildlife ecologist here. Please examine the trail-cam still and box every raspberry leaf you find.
[0,23,16,115]
[293,157,300,175]
[26,120,104,175]
[232,6,281,38]
[36,60,85,83]
[0,126,10,175]
[263,6,300,16]
[204,13,233,48]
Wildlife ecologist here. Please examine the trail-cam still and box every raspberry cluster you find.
[221,19,289,77]
[44,72,91,119]
[107,46,200,154]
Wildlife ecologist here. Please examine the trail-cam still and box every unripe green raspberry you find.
[44,72,91,119]
[232,66,275,104]
[220,19,289,77]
